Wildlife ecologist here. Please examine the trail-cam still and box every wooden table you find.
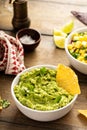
[0,0,87,130]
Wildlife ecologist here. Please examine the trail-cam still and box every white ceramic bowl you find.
[11,65,78,122]
[65,27,87,75]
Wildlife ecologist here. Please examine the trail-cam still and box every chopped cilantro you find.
[0,99,10,109]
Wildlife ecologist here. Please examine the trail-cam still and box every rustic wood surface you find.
[0,0,87,130]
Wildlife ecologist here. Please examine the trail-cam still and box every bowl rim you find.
[16,28,41,45]
[65,27,87,66]
[11,64,78,113]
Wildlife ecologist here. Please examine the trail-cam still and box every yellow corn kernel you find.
[83,35,87,42]
[73,36,79,41]
[79,35,87,42]
[75,49,79,53]
[82,41,87,48]
[77,56,84,61]
[80,52,85,58]
[68,44,73,50]
[74,41,82,48]
[79,36,84,41]
[72,33,79,37]
[79,50,84,54]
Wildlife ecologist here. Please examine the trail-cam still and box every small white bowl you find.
[65,27,87,75]
[11,65,78,122]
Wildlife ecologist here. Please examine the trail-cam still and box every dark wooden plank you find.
[0,119,86,130]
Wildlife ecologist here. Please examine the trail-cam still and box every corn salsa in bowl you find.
[68,32,87,63]
[65,27,87,74]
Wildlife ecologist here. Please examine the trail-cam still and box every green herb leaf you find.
[54,95,61,103]
[40,67,47,75]
[1,99,10,108]
[84,54,87,60]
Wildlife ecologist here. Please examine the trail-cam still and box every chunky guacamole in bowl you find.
[11,65,78,121]
[14,66,74,111]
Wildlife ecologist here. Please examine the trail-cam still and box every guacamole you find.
[14,67,74,111]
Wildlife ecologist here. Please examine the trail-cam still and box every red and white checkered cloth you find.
[0,31,25,75]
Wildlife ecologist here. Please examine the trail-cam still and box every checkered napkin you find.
[0,31,25,75]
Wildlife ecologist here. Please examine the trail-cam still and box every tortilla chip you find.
[56,64,81,95]
[78,110,87,118]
